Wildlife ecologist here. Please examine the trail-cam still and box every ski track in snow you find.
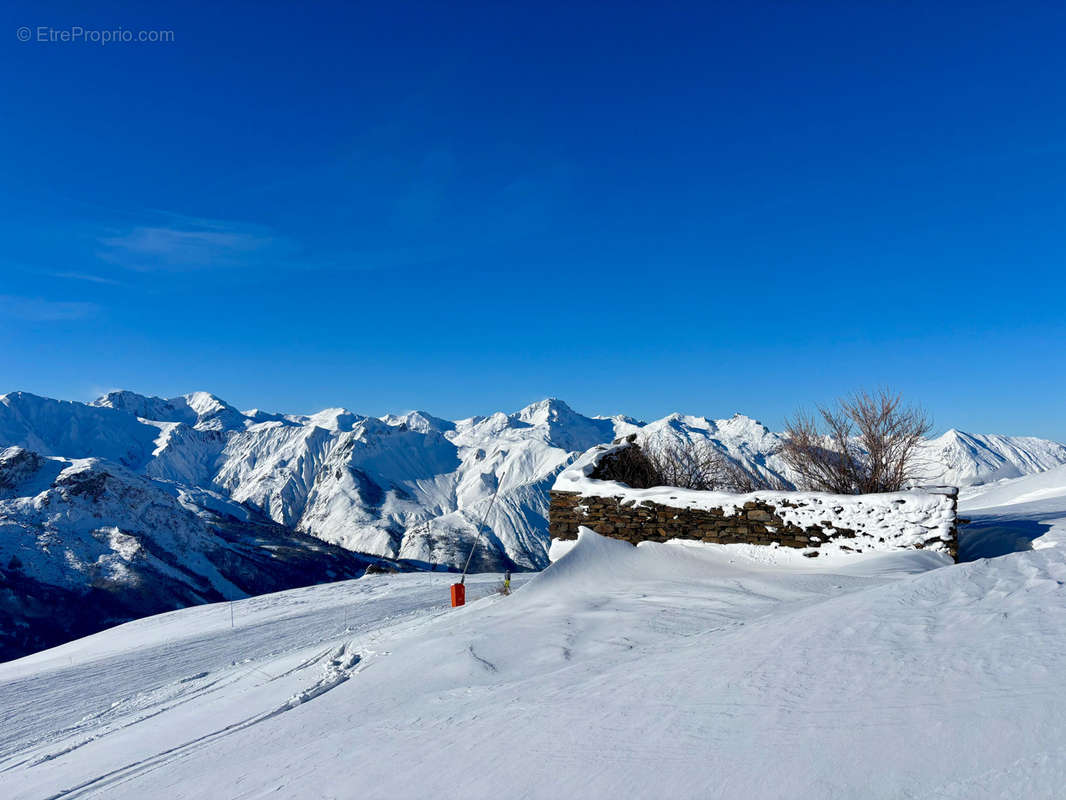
[0,575,484,773]
[32,644,366,800]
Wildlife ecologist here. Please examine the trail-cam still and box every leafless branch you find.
[780,389,932,494]
[592,435,785,493]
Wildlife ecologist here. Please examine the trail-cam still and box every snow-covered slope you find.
[957,464,1066,559]
[0,445,396,661]
[962,463,1066,511]
[0,392,160,468]
[3,389,1064,660]
[920,428,1066,486]
[2,481,1064,798]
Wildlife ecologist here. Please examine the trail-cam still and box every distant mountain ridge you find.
[5,389,1066,566]
[2,389,1065,660]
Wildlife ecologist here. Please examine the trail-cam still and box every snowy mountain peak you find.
[380,410,454,434]
[180,392,246,430]
[91,389,179,418]
[919,427,1066,486]
[515,397,575,425]
[243,408,290,425]
[91,389,248,432]
[93,390,175,421]
[509,399,616,452]
[714,413,775,441]
[299,407,364,432]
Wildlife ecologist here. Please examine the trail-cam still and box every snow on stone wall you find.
[549,443,958,560]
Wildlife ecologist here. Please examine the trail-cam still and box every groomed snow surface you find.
[2,471,1065,798]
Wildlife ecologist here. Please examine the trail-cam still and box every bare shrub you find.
[780,389,932,494]
[644,438,726,491]
[592,435,784,493]
[722,458,790,492]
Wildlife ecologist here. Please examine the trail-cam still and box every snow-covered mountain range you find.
[2,388,1065,660]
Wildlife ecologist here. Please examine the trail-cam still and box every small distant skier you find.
[504,568,511,594]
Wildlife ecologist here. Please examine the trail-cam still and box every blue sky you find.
[2,1,1064,438]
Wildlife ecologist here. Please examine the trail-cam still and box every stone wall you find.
[549,444,959,560]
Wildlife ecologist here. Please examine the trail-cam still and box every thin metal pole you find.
[460,461,511,584]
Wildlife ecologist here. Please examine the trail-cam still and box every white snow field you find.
[2,474,1065,799]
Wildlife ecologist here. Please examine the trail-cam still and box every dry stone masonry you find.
[550,443,959,560]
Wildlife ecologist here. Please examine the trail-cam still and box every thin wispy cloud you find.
[0,295,99,322]
[51,271,125,286]
[97,216,289,272]
[0,258,125,287]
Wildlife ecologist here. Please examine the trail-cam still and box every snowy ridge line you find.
[2,389,1062,570]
